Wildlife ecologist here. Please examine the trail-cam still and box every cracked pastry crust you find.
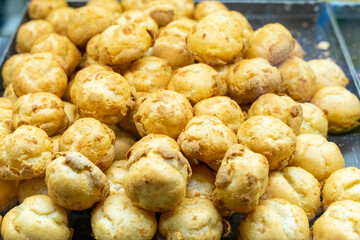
[46,7,75,36]
[158,18,196,41]
[86,0,123,18]
[28,0,68,20]
[299,102,328,137]
[1,53,30,89]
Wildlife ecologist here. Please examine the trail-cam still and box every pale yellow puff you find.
[144,1,179,27]
[17,177,48,203]
[45,152,110,210]
[0,180,18,212]
[158,18,196,41]
[87,0,123,18]
[230,11,253,44]
[105,160,127,195]
[28,0,68,20]
[107,125,136,161]
[194,1,228,20]
[290,134,344,182]
[289,39,306,59]
[168,0,194,18]
[1,53,30,88]
[85,34,100,61]
[63,102,80,126]
[46,7,75,36]
[121,0,150,11]
[186,164,215,199]
[299,102,328,137]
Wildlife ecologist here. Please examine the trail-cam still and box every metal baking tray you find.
[1,1,360,239]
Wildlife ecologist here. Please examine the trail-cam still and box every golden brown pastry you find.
[311,86,360,133]
[289,39,306,59]
[248,93,303,135]
[168,0,194,18]
[261,166,321,220]
[186,164,215,199]
[12,52,68,98]
[85,34,101,62]
[46,7,75,36]
[187,11,243,66]
[121,0,149,11]
[178,115,237,170]
[108,125,136,161]
[71,65,135,124]
[312,200,360,240]
[12,92,69,136]
[63,102,80,126]
[1,53,30,88]
[17,177,48,203]
[158,17,196,41]
[15,20,55,53]
[152,35,194,69]
[212,144,269,213]
[87,0,123,18]
[227,58,283,105]
[278,56,316,102]
[45,152,109,210]
[105,160,127,195]
[134,90,193,139]
[299,102,328,137]
[244,23,295,65]
[0,195,72,240]
[230,11,253,45]
[0,180,18,213]
[144,1,179,27]
[91,191,157,240]
[194,0,228,20]
[124,56,172,93]
[0,125,53,180]
[322,167,360,210]
[238,198,310,240]
[3,84,18,103]
[67,6,115,48]
[59,117,115,171]
[290,133,345,182]
[28,0,68,20]
[237,116,296,171]
[308,59,349,91]
[98,23,152,66]
[159,197,223,240]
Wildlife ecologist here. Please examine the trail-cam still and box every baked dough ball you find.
[167,63,227,105]
[194,0,228,21]
[12,92,69,136]
[116,10,158,40]
[17,177,48,203]
[98,23,152,66]
[193,96,245,132]
[159,197,223,240]
[108,125,136,161]
[87,0,123,18]
[168,0,194,18]
[0,125,53,180]
[158,17,196,41]
[12,52,68,98]
[187,11,243,66]
[212,144,269,213]
[178,115,237,170]
[59,118,115,171]
[105,160,127,195]
[124,134,191,212]
[144,1,179,27]
[322,167,360,210]
[3,84,18,103]
[278,56,316,102]
[31,33,81,75]
[227,58,283,105]
[186,164,215,199]
[312,200,360,240]
[67,6,115,48]
[289,39,306,59]
[46,7,75,36]
[312,86,360,133]
[237,116,296,171]
[120,0,149,11]
[248,93,303,135]
[46,152,109,210]
[1,53,30,88]
[0,195,72,240]
[28,0,68,20]
[290,134,344,182]
[91,191,157,240]
[15,20,55,53]
[124,56,172,93]
[261,166,321,220]
[63,102,80,126]
[299,102,328,137]
[238,198,309,240]
[134,90,193,139]
[152,35,194,69]
[230,11,253,44]
[71,65,135,124]
[244,23,295,65]
[308,59,349,91]
[0,180,18,212]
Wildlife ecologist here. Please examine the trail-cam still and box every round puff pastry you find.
[28,0,68,20]
[290,133,345,182]
[158,17,196,41]
[0,180,18,213]
[168,63,227,105]
[227,58,283,105]
[107,125,136,161]
[105,160,127,195]
[134,90,193,139]
[237,116,296,171]
[159,197,223,240]
[46,7,75,36]
[59,117,115,171]
[12,92,69,136]
[311,86,360,133]
[261,166,321,220]
[0,195,72,240]
[87,0,123,18]
[248,93,303,135]
[238,198,310,240]
[178,115,237,170]
[17,177,48,203]
[299,102,328,137]
[0,125,53,180]
[144,1,179,27]
[12,52,68,98]
[186,164,215,199]
[91,191,157,240]
[194,0,228,21]
[45,152,110,211]
[1,53,30,88]
[212,144,269,213]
